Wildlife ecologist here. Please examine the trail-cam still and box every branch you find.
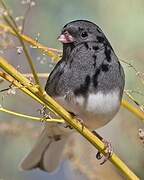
[124,90,144,112]
[1,0,43,93]
[122,100,144,122]
[0,23,62,61]
[0,56,139,180]
[0,106,64,123]
[23,73,48,78]
[120,58,144,85]
[0,71,56,115]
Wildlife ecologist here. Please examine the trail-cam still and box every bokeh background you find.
[0,0,144,179]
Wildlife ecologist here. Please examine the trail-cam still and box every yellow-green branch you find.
[122,100,144,122]
[3,20,42,92]
[0,71,56,115]
[1,0,43,93]
[0,57,139,180]
[23,73,48,78]
[0,106,64,123]
[0,23,61,61]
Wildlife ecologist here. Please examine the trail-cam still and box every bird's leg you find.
[92,131,113,165]
[100,139,113,165]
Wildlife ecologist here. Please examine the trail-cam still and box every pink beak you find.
[58,31,75,43]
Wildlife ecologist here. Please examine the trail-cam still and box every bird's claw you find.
[96,139,113,165]
[96,151,103,160]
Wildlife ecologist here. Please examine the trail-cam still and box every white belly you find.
[55,90,120,130]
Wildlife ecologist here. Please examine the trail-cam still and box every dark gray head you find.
[58,20,109,46]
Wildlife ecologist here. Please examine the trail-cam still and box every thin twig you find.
[21,3,31,34]
[0,23,62,61]
[120,58,144,85]
[0,0,43,93]
[0,106,64,123]
[23,73,48,78]
[0,73,48,81]
[0,71,56,115]
[0,0,18,29]
[124,90,144,112]
[122,100,144,123]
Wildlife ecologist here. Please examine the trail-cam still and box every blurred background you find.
[0,0,144,179]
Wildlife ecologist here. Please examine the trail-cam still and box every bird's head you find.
[58,20,106,45]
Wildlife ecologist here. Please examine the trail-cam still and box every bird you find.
[20,20,125,172]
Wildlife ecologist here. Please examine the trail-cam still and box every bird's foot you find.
[92,131,113,165]
[38,106,54,123]
[38,106,47,117]
[99,139,113,165]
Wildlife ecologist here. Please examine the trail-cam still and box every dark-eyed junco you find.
[20,20,125,172]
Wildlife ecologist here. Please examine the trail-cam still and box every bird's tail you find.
[20,123,71,172]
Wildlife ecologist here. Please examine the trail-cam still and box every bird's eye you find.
[81,31,88,38]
